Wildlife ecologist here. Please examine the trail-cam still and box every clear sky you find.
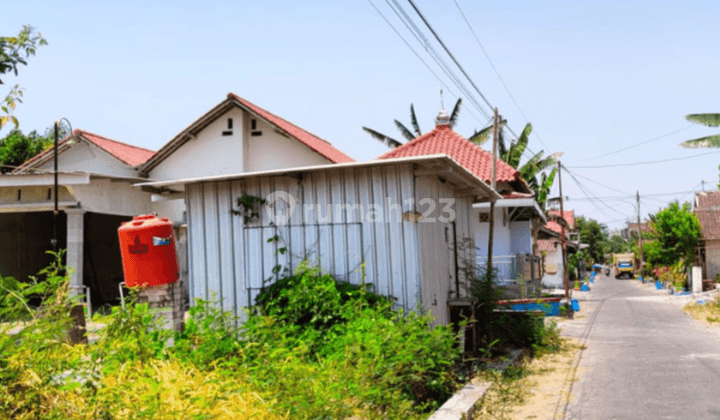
[3,0,720,230]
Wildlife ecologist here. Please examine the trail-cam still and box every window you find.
[251,119,262,136]
[222,118,233,136]
[479,212,489,223]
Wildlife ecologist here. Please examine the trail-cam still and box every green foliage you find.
[1,25,47,129]
[575,216,609,263]
[0,127,53,172]
[681,113,720,148]
[232,194,266,224]
[362,98,463,148]
[644,201,701,267]
[608,234,630,254]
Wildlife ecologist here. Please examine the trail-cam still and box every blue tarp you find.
[592,264,603,269]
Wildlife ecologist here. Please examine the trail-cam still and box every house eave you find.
[134,154,502,201]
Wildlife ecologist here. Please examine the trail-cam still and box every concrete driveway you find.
[559,273,720,420]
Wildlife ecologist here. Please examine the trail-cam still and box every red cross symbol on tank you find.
[129,236,149,254]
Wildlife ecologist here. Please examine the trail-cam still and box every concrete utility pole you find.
[486,107,499,277]
[637,191,644,274]
[558,160,569,299]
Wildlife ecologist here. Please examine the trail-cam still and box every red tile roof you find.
[545,210,575,234]
[377,125,521,184]
[537,239,558,253]
[503,192,534,199]
[228,93,353,164]
[695,191,720,241]
[13,129,155,173]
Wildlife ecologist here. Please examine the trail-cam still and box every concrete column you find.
[65,208,85,297]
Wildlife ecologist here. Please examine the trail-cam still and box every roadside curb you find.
[428,349,527,420]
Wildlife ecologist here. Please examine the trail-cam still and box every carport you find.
[0,171,153,307]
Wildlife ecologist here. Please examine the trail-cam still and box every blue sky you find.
[3,0,720,229]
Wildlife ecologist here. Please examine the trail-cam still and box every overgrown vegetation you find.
[0,257,463,419]
[1,253,565,419]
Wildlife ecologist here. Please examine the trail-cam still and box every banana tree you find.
[362,99,463,149]
[679,114,720,148]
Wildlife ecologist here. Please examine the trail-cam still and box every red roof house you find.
[378,123,530,193]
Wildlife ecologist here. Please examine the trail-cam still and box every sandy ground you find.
[473,337,584,420]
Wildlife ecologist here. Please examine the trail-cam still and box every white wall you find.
[471,207,512,257]
[36,141,137,178]
[71,179,153,216]
[148,106,335,225]
[541,240,565,289]
[150,107,247,181]
[246,117,331,173]
[509,220,532,254]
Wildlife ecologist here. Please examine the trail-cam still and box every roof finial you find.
[435,87,450,127]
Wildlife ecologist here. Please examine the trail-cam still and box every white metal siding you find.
[185,164,426,318]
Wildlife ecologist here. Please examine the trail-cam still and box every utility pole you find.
[486,107,499,278]
[636,191,644,274]
[52,120,59,253]
[558,160,569,299]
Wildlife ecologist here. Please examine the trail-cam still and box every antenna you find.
[440,87,445,111]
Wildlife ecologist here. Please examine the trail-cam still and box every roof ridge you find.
[77,129,155,153]
[227,93,333,145]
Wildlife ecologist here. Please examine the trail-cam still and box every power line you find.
[406,0,495,112]
[567,150,720,168]
[451,0,550,151]
[369,0,489,125]
[568,189,702,201]
[582,126,695,162]
[563,167,631,195]
[562,166,630,218]
[384,0,493,121]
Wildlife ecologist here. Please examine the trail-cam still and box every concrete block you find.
[692,267,703,294]
[427,382,492,420]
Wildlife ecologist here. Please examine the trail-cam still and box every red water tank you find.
[118,214,179,287]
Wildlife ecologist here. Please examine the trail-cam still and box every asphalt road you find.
[559,273,720,420]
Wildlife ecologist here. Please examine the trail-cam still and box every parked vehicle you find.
[612,253,635,279]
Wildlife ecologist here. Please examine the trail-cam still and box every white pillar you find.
[692,266,703,294]
[65,208,85,297]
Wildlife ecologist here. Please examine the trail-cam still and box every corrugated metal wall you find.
[414,175,473,325]
[185,163,457,320]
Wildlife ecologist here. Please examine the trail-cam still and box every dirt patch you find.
[473,338,584,420]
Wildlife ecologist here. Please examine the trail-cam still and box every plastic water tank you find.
[118,214,179,287]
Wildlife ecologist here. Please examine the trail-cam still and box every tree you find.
[643,201,701,267]
[362,99,462,149]
[364,102,561,209]
[679,114,720,149]
[0,25,47,129]
[575,216,610,263]
[0,128,54,173]
[607,234,630,254]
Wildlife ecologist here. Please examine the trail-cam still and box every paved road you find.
[560,273,720,420]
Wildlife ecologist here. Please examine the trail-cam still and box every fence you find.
[476,253,543,296]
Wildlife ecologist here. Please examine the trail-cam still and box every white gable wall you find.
[246,117,331,173]
[148,106,336,225]
[150,107,247,181]
[36,141,137,178]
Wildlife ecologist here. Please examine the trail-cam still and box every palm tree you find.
[363,102,560,208]
[362,99,463,148]
[680,114,720,148]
